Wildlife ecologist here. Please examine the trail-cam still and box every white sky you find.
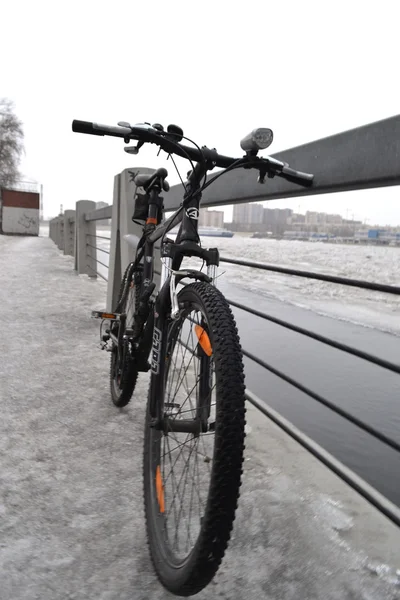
[2,0,399,226]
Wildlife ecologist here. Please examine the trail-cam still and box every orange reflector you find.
[195,325,213,357]
[101,313,117,319]
[146,217,158,225]
[155,466,165,513]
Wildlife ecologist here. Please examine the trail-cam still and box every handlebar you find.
[72,119,314,186]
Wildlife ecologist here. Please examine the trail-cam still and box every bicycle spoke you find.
[169,323,193,402]
[168,352,200,416]
[164,433,182,540]
[171,440,195,551]
[157,304,218,561]
[167,438,197,549]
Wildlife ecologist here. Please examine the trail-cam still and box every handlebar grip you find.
[281,165,314,187]
[72,120,104,136]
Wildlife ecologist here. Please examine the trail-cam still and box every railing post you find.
[107,175,122,311]
[75,200,96,276]
[54,217,60,246]
[55,217,60,247]
[56,215,64,252]
[107,167,159,311]
[63,210,75,256]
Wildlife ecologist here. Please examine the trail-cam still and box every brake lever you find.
[256,156,286,183]
[257,163,272,184]
[124,140,144,155]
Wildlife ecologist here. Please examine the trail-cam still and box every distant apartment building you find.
[288,213,306,224]
[232,203,264,226]
[199,208,224,228]
[263,208,293,235]
[305,211,319,225]
[304,211,343,226]
[325,213,343,224]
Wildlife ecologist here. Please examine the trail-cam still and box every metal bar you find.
[86,242,110,255]
[87,234,111,241]
[228,299,400,375]
[86,264,108,281]
[93,258,109,270]
[220,257,400,295]
[242,349,400,453]
[163,114,400,211]
[244,389,400,529]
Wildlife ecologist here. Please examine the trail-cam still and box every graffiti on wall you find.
[18,213,38,230]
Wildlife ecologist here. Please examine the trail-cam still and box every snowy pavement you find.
[0,233,399,600]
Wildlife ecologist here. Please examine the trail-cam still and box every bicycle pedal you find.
[91,310,123,321]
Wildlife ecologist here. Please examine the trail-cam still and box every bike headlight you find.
[240,128,274,152]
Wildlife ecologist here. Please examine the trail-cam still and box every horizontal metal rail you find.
[92,257,109,271]
[87,234,111,241]
[228,299,400,375]
[242,348,400,453]
[220,257,400,295]
[86,264,108,281]
[86,242,110,255]
[245,389,400,529]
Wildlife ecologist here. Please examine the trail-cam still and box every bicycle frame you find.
[147,159,208,246]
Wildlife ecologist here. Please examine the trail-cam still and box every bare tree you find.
[0,98,24,188]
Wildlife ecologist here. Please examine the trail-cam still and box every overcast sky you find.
[2,0,399,225]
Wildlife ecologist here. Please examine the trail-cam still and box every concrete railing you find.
[48,115,400,528]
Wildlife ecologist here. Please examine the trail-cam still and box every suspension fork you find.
[149,278,171,421]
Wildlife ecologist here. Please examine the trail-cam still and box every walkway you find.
[0,233,399,600]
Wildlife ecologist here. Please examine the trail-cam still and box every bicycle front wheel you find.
[143,282,246,596]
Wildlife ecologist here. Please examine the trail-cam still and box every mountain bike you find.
[72,118,314,596]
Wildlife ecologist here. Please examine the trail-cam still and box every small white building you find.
[0,188,40,235]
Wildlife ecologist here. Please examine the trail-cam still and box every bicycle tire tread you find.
[109,263,139,407]
[144,282,246,596]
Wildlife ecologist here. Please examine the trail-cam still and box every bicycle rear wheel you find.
[143,282,246,596]
[109,264,140,407]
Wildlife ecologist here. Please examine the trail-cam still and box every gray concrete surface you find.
[1,233,400,600]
